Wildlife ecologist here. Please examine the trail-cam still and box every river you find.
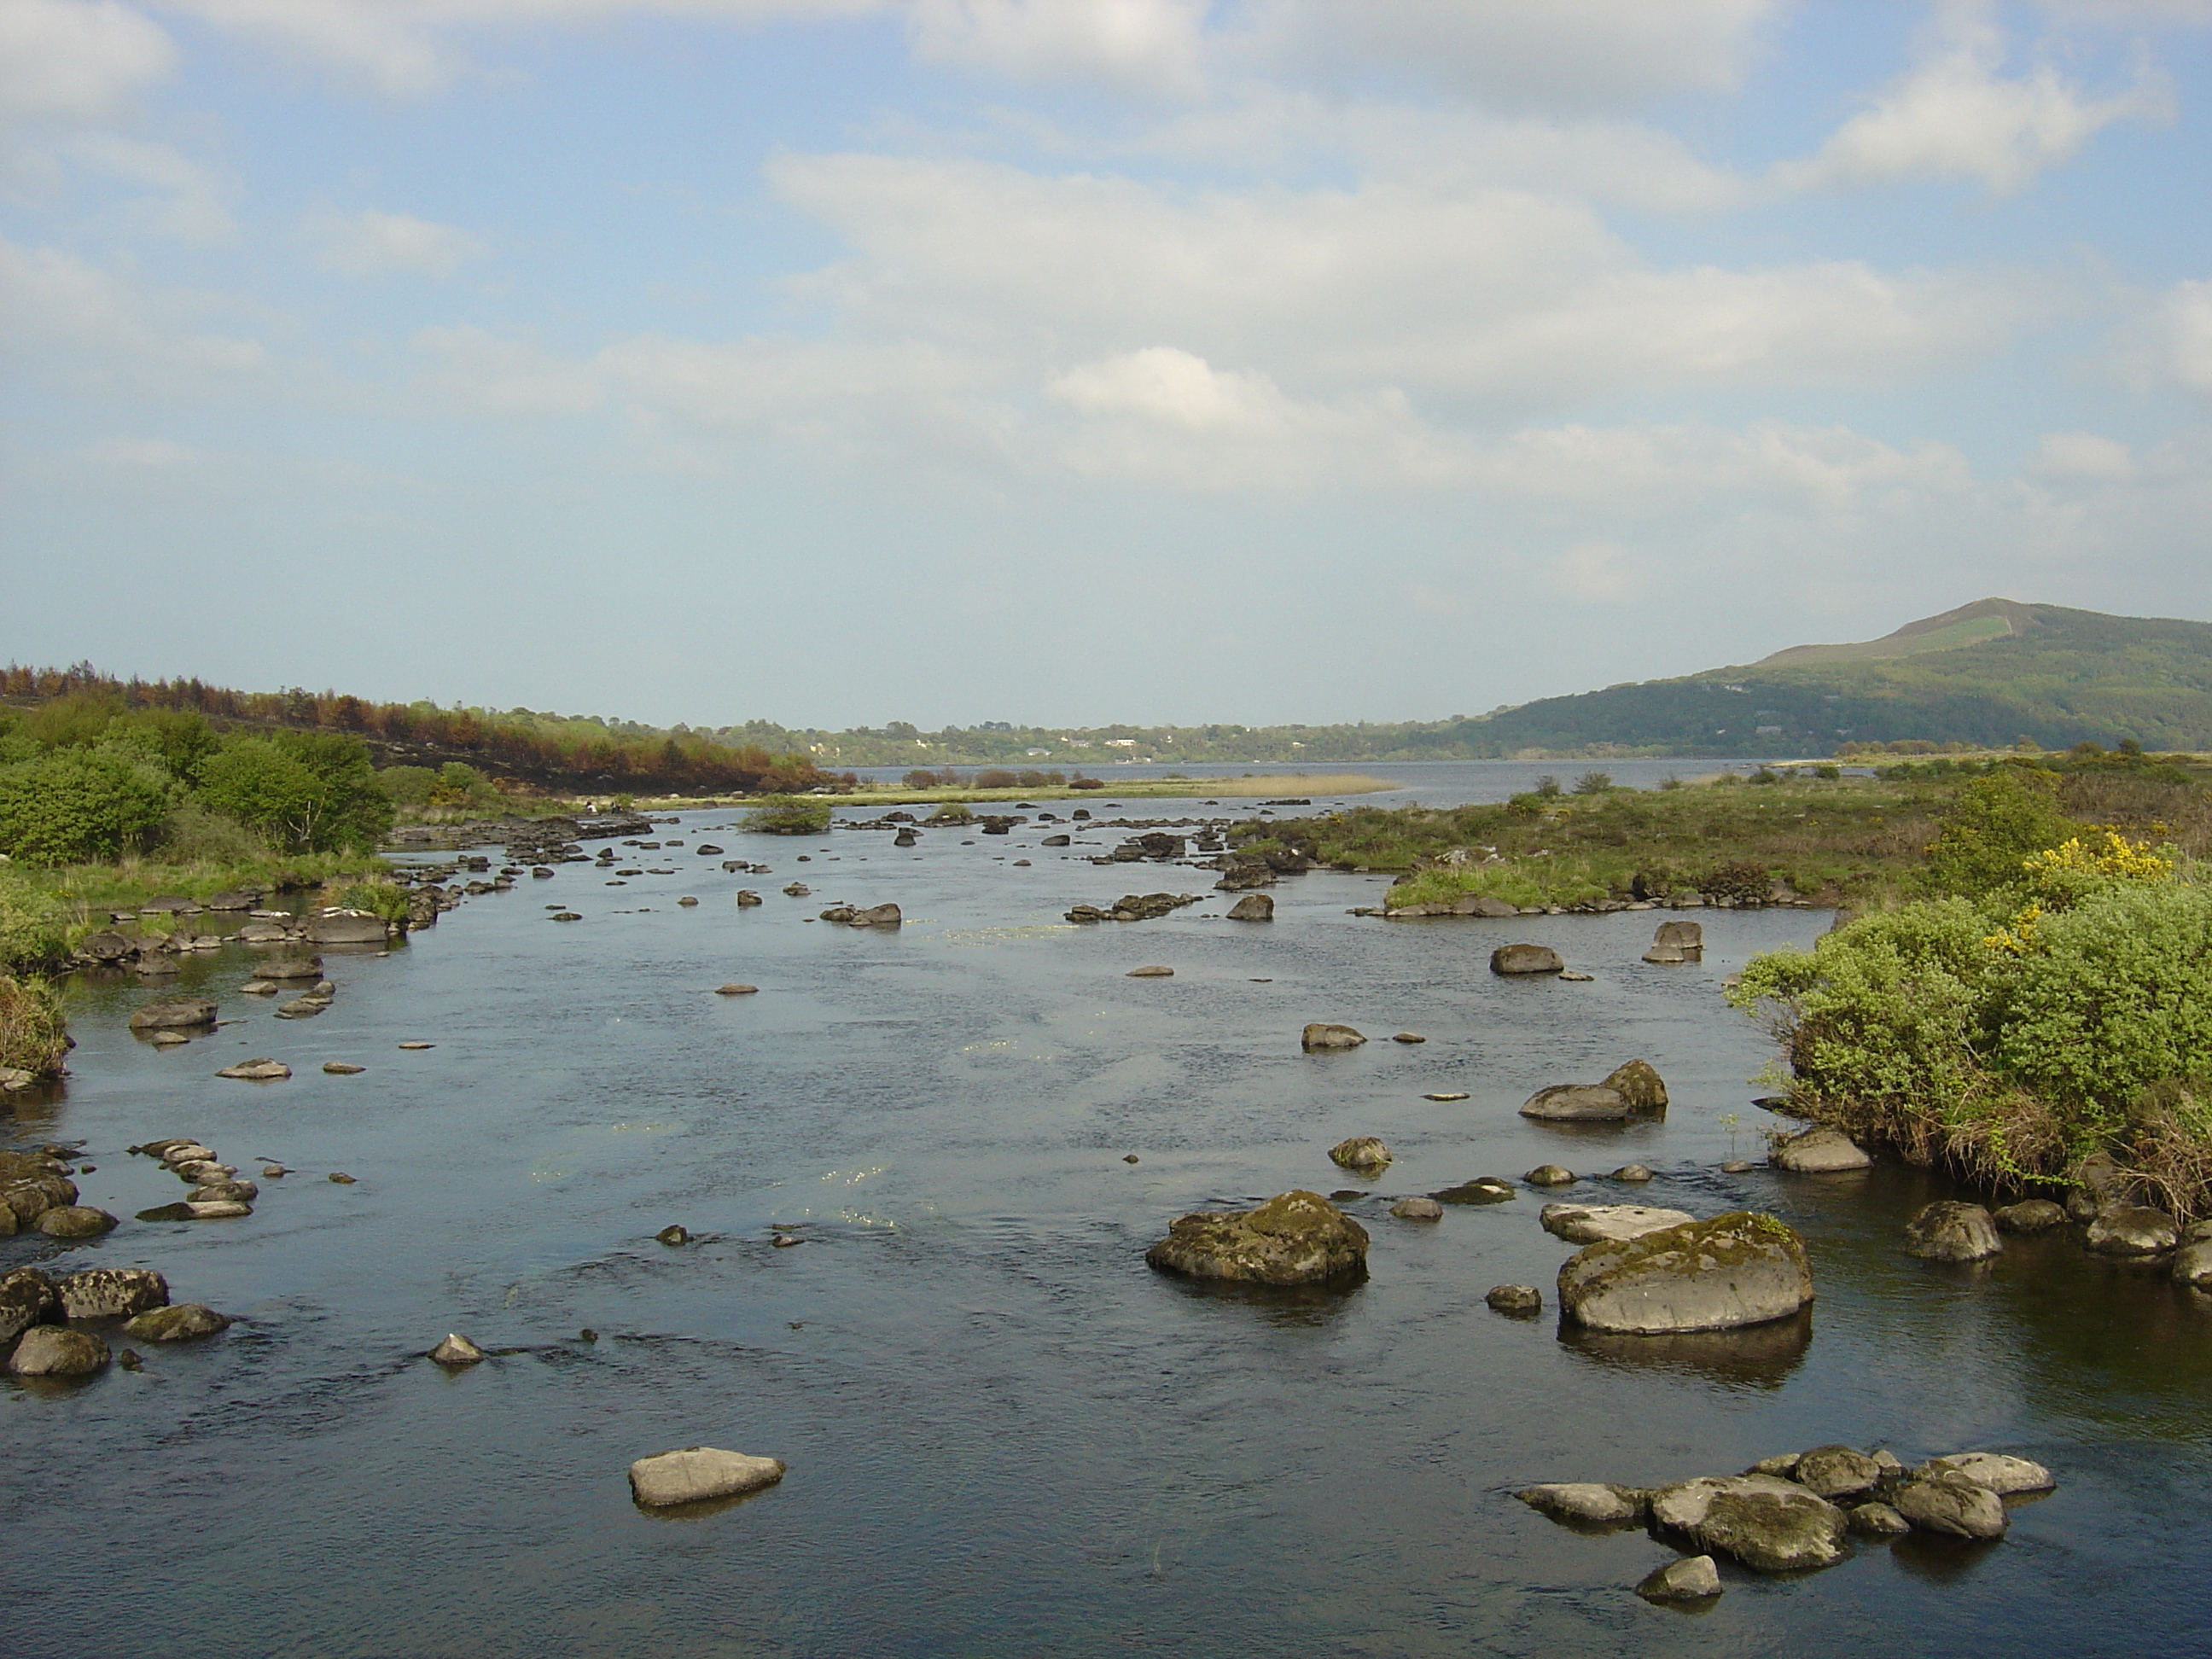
[4,775,2208,1656]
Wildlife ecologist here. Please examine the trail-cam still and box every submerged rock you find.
[628,1447,786,1507]
[1557,1212,1813,1335]
[1848,1501,1912,1536]
[428,1332,487,1366]
[1516,1483,1645,1525]
[1522,1165,1575,1187]
[1144,1190,1369,1287]
[1923,1452,2054,1494]
[127,998,218,1031]
[1520,1085,1632,1122]
[1301,1023,1366,1051]
[1903,1201,2002,1262]
[215,1059,291,1081]
[1540,1203,1695,1245]
[1486,1284,1542,1315]
[1389,1196,1442,1221]
[124,1303,233,1342]
[1433,1178,1516,1205]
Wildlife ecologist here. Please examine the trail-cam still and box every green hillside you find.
[1423,599,2212,759]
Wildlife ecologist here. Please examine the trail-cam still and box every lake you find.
[5,784,2209,1656]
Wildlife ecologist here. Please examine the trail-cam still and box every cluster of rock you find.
[1520,1059,1668,1123]
[1519,1444,2053,1598]
[1,1146,109,1237]
[1383,888,1804,919]
[3,1264,231,1377]
[816,903,903,928]
[1065,893,1202,923]
[130,1134,263,1221]
[1103,831,1187,863]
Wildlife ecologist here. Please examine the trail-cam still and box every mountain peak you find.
[1755,598,2036,669]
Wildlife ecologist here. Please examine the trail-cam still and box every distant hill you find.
[1434,600,2212,758]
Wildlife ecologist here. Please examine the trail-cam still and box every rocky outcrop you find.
[1490,944,1563,975]
[1771,1126,1871,1172]
[1067,893,1202,923]
[1539,1203,1695,1245]
[1145,1190,1369,1287]
[1903,1201,2002,1262]
[628,1447,787,1507]
[1557,1212,1813,1334]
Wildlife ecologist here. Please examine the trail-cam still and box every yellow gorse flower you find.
[2020,830,2174,884]
[1983,900,2043,955]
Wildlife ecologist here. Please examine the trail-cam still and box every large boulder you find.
[258,955,325,981]
[1557,1212,1813,1334]
[2086,1207,2179,1254]
[1226,894,1274,922]
[1652,920,1703,951]
[1491,944,1563,975]
[1540,1203,1695,1245]
[1791,1445,1883,1501]
[1903,1201,2001,1262]
[1771,1126,1871,1173]
[1601,1059,1668,1113]
[1895,1470,2008,1539]
[2,1173,78,1228]
[5,1324,111,1377]
[1301,1023,1366,1051]
[1994,1199,2068,1233]
[125,1304,234,1342]
[36,1205,118,1239]
[1,1267,58,1344]
[1923,1452,2053,1495]
[305,911,388,945]
[1650,1475,1847,1574]
[1520,1085,1631,1122]
[1145,1190,1370,1287]
[1327,1137,1391,1173]
[628,1447,787,1507]
[848,903,902,928]
[127,998,218,1031]
[55,1267,168,1321]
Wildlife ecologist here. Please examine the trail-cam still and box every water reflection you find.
[1154,1271,1368,1325]
[1556,1307,1813,1390]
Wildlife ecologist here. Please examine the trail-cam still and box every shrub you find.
[743,796,833,835]
[903,768,945,789]
[0,975,67,1075]
[1920,768,2080,899]
[1572,771,1613,795]
[1068,776,1104,789]
[193,732,393,853]
[926,802,975,825]
[1533,774,1561,797]
[376,765,439,806]
[0,871,67,974]
[158,800,268,862]
[974,769,1018,789]
[332,881,411,922]
[0,749,172,862]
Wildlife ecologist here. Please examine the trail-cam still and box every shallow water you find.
[6,804,2210,1658]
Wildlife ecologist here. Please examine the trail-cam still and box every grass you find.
[0,975,67,1075]
[1249,774,1956,909]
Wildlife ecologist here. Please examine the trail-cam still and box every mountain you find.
[1429,600,2212,758]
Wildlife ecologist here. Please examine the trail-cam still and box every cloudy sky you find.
[4,0,2210,729]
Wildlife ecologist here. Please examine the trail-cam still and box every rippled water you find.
[6,800,2210,1657]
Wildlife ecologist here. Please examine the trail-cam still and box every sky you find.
[4,0,2212,731]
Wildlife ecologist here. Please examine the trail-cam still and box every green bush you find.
[333,881,411,922]
[157,800,269,862]
[926,802,976,825]
[376,765,438,806]
[0,871,67,974]
[1572,771,1613,795]
[1921,767,2078,899]
[0,748,172,862]
[0,975,67,1074]
[193,732,393,853]
[742,796,833,835]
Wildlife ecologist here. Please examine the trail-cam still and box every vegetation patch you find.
[0,975,68,1076]
[742,797,834,836]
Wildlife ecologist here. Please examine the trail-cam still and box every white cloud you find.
[2146,279,2212,393]
[1550,540,1637,602]
[303,206,488,277]
[0,233,265,382]
[1777,18,2168,194]
[908,0,1208,98]
[768,151,2036,414]
[1232,0,1779,109]
[66,131,234,239]
[2033,430,2136,480]
[0,0,175,125]
[410,324,602,415]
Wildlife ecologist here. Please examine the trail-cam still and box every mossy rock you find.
[1557,1210,1812,1334]
[1146,1190,1369,1287]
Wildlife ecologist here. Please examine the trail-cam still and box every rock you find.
[1654,918,1703,949]
[5,1324,111,1377]
[305,912,388,945]
[656,1224,690,1246]
[35,1205,117,1239]
[1516,1483,1644,1525]
[157,1143,216,1166]
[2,1173,76,1226]
[190,1179,258,1202]
[2172,1241,2212,1285]
[428,1332,487,1366]
[2,1267,58,1343]
[1226,894,1274,922]
[1490,944,1563,975]
[1522,1164,1575,1186]
[1557,970,1594,981]
[1557,1212,1813,1334]
[1329,1137,1391,1173]
[1301,1023,1366,1051]
[329,1172,357,1184]
[1389,1196,1442,1221]
[1993,1199,2068,1233]
[259,955,324,980]
[1540,1203,1696,1244]
[2086,1206,2179,1254]
[678,896,700,907]
[1610,1164,1653,1183]
[55,1266,168,1320]
[1895,1470,2008,1539]
[735,890,764,906]
[1771,1126,1871,1173]
[1923,1452,2054,1494]
[216,1059,292,1081]
[262,1165,287,1179]
[715,983,760,996]
[1600,1060,1668,1114]
[1844,1500,1910,1537]
[1126,965,1174,978]
[1792,1445,1883,1501]
[239,981,277,995]
[1650,1474,1847,1574]
[1520,1085,1632,1122]
[1637,1555,1722,1603]
[1643,945,1690,964]
[322,1061,366,1075]
[1424,1091,1470,1103]
[124,1303,233,1342]
[1487,1284,1542,1315]
[1144,1190,1369,1287]
[137,1200,250,1221]
[127,998,218,1031]
[78,928,135,962]
[1720,1160,1754,1173]
[627,1446,787,1507]
[276,996,329,1018]
[849,903,902,927]
[1903,1201,2002,1262]
[398,1041,434,1050]
[1391,1033,1423,1045]
[149,1031,190,1046]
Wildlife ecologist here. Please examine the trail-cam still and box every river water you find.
[6,778,2209,1657]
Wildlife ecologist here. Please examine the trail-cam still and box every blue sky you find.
[5,0,2211,730]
